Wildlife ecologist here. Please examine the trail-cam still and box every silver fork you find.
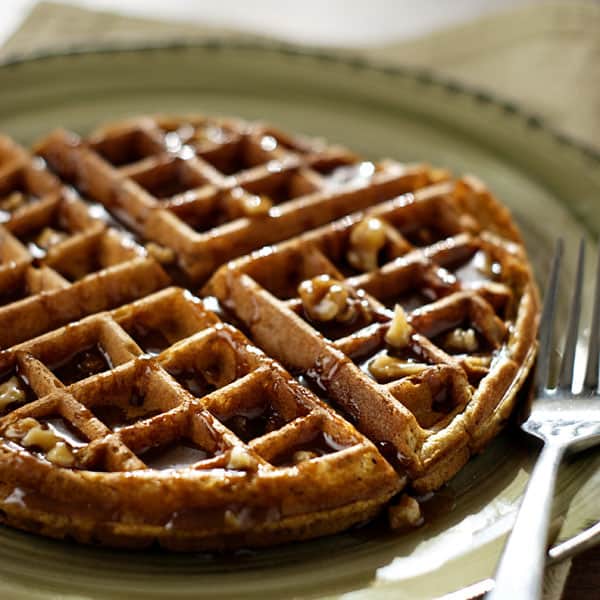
[487,238,600,600]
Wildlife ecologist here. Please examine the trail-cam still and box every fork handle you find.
[487,442,565,600]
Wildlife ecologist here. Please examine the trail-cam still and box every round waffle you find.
[0,115,539,549]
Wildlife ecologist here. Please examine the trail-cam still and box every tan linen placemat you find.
[2,2,597,598]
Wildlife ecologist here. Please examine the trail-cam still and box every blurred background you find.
[0,0,553,47]
[1,0,599,148]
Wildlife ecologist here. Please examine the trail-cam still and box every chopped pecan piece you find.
[0,377,26,411]
[347,217,387,272]
[298,275,357,322]
[385,304,412,349]
[388,494,423,530]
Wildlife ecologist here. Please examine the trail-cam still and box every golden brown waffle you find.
[205,177,540,492]
[0,287,400,549]
[35,115,444,283]
[0,114,539,550]
[0,136,170,348]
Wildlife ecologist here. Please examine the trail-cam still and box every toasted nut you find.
[385,305,412,349]
[0,377,26,411]
[368,353,428,381]
[5,417,39,439]
[347,217,387,272]
[145,242,175,264]
[0,191,26,212]
[47,441,75,467]
[442,328,478,353]
[298,275,356,322]
[388,494,423,530]
[227,446,257,470]
[292,450,319,464]
[21,424,59,452]
[6,419,77,467]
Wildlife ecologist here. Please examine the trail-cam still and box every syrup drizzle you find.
[222,405,287,443]
[270,431,347,467]
[51,344,113,385]
[139,439,210,470]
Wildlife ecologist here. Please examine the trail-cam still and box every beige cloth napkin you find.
[2,2,597,598]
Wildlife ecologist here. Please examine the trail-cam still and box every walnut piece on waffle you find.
[0,136,170,349]
[205,177,539,492]
[0,287,401,549]
[0,135,61,225]
[34,115,446,284]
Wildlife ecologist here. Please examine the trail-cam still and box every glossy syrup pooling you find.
[376,440,406,472]
[132,158,203,201]
[322,161,376,189]
[270,431,348,467]
[43,417,87,448]
[359,343,431,384]
[0,368,36,415]
[14,208,72,261]
[302,307,382,341]
[128,322,171,356]
[139,438,210,470]
[168,367,216,399]
[51,344,113,385]
[453,249,501,286]
[89,380,163,431]
[90,404,162,431]
[222,405,287,443]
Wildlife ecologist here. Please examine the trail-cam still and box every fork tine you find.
[583,244,600,391]
[535,239,563,392]
[558,238,585,390]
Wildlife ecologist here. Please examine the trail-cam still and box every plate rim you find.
[1,36,599,166]
[0,37,598,598]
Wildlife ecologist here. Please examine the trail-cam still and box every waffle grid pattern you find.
[0,135,169,349]
[0,115,538,549]
[35,115,442,283]
[0,287,399,548]
[205,178,539,491]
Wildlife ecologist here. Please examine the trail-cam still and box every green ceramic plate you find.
[0,42,599,600]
